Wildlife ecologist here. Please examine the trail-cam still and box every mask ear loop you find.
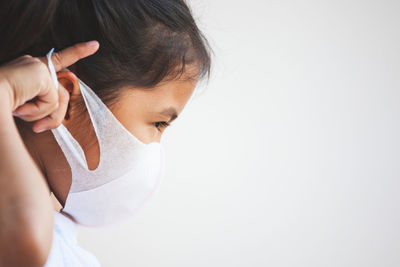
[46,48,59,90]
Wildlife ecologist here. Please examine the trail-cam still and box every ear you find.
[57,70,81,120]
[57,70,80,95]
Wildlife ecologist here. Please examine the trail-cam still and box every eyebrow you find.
[159,107,178,122]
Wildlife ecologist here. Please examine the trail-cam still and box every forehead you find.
[115,78,197,115]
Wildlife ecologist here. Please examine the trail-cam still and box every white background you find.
[79,0,400,266]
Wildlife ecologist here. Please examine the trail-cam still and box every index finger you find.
[49,41,99,71]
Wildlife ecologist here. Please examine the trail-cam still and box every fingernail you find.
[35,128,47,133]
[13,111,28,116]
[86,40,99,47]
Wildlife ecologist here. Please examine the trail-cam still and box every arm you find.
[0,41,99,266]
[0,81,53,267]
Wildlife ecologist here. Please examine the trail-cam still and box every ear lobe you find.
[57,70,80,95]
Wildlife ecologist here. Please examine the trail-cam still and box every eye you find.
[153,121,170,132]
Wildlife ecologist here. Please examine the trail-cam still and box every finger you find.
[49,41,99,71]
[32,85,70,133]
[13,86,59,121]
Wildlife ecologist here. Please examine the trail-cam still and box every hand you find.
[0,41,99,133]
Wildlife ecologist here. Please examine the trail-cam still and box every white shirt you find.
[44,211,101,267]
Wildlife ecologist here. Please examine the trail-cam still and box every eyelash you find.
[153,121,170,131]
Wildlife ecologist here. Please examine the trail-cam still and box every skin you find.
[15,70,197,221]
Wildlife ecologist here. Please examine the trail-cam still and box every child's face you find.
[15,75,198,209]
[57,73,198,171]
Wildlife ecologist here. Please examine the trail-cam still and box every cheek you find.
[108,90,166,144]
[110,106,159,144]
[128,122,159,144]
[117,114,159,144]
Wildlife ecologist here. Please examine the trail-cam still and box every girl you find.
[0,0,211,265]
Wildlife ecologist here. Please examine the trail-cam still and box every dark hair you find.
[1,0,212,106]
[0,0,58,62]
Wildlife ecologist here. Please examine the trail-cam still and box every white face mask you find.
[50,78,166,228]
